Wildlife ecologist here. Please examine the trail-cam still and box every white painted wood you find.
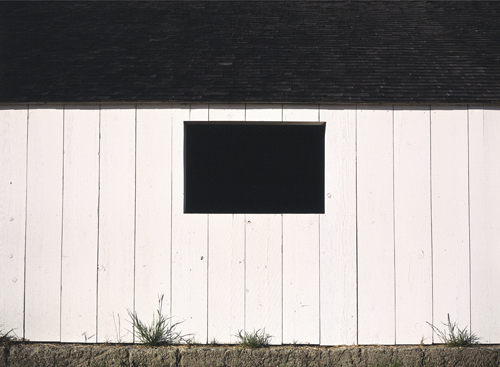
[469,107,500,343]
[357,107,395,345]
[5,103,500,346]
[282,214,320,344]
[134,106,172,326]
[431,108,470,339]
[283,105,319,122]
[245,214,283,344]
[0,108,27,338]
[243,105,283,344]
[205,104,245,343]
[24,107,64,341]
[282,106,320,344]
[97,107,136,343]
[208,214,245,343]
[171,105,208,342]
[393,107,432,344]
[246,104,282,122]
[60,106,99,343]
[319,107,357,345]
[208,104,245,121]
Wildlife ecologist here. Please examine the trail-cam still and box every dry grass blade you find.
[235,329,272,348]
[427,313,480,347]
[128,295,187,346]
[0,327,15,343]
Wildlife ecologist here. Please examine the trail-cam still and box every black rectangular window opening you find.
[184,121,325,214]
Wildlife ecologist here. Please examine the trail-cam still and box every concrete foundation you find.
[1,343,499,367]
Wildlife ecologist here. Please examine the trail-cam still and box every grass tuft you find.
[235,328,272,348]
[0,327,16,344]
[427,313,480,347]
[128,295,187,346]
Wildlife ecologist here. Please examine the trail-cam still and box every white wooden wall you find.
[1,104,499,345]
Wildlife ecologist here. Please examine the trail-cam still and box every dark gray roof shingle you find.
[1,1,499,103]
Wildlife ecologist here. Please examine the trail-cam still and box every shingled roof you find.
[1,1,499,104]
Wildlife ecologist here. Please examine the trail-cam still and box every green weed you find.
[427,314,480,347]
[235,328,272,348]
[128,295,187,346]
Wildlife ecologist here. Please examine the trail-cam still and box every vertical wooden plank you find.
[0,108,27,338]
[134,106,172,324]
[207,105,245,343]
[208,214,245,343]
[357,107,395,344]
[469,107,500,343]
[431,107,470,337]
[244,105,283,344]
[97,106,136,343]
[171,105,208,342]
[245,214,283,344]
[282,215,320,344]
[394,107,432,344]
[61,106,99,343]
[282,106,320,344]
[24,106,63,341]
[319,107,357,345]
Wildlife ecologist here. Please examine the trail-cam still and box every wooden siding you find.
[0,108,27,338]
[135,105,173,333]
[357,107,395,344]
[25,107,64,341]
[61,106,99,342]
[393,107,432,344]
[207,104,245,344]
[1,104,499,345]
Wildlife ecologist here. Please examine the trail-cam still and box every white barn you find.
[1,2,500,346]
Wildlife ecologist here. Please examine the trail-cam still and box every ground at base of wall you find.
[1,343,500,367]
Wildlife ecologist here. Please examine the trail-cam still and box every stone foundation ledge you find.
[1,343,500,367]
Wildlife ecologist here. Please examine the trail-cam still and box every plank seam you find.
[59,105,65,342]
[281,104,284,344]
[170,105,174,320]
[466,105,472,332]
[318,213,321,345]
[354,105,359,345]
[22,105,29,340]
[478,106,485,339]
[392,105,396,345]
[206,213,209,344]
[206,104,209,343]
[429,105,434,344]
[318,106,321,345]
[243,214,247,334]
[133,105,138,343]
[96,105,102,342]
[281,215,284,344]
[243,104,247,335]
